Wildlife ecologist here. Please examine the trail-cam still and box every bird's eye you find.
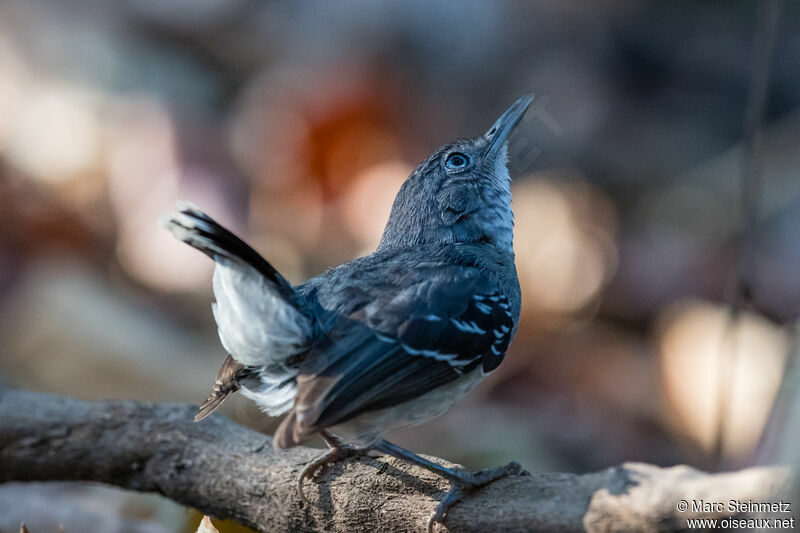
[445,152,470,170]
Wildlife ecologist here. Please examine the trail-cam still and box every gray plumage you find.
[161,94,531,451]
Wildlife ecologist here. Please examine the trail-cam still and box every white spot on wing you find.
[451,318,486,335]
[401,343,469,366]
[475,302,493,314]
[375,333,397,343]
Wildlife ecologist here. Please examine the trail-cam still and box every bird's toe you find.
[296,444,369,505]
[427,460,525,530]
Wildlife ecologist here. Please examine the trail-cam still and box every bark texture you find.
[0,388,793,532]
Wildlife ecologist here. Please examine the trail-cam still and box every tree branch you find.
[0,388,792,532]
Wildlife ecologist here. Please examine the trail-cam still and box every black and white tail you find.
[161,202,313,420]
[161,201,296,302]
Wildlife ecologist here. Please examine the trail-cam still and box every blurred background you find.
[0,0,799,531]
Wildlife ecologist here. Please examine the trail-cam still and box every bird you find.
[161,94,532,531]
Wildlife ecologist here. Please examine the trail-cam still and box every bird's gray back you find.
[298,243,521,332]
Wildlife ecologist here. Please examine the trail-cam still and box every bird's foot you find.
[426,461,524,533]
[296,444,368,504]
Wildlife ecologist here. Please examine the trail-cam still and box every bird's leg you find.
[295,430,368,504]
[371,439,523,532]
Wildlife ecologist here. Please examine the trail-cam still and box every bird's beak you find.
[483,93,533,158]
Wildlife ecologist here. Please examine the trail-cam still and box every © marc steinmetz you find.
[162,94,533,531]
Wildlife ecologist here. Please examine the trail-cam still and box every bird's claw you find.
[426,461,523,532]
[296,445,367,504]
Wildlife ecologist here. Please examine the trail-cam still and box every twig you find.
[0,388,792,532]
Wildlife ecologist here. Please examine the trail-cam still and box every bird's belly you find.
[240,377,297,416]
[328,369,484,446]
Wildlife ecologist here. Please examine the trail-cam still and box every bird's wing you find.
[274,267,514,447]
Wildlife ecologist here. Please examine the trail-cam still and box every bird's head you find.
[378,94,532,253]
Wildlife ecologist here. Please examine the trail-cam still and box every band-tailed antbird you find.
[162,94,532,531]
